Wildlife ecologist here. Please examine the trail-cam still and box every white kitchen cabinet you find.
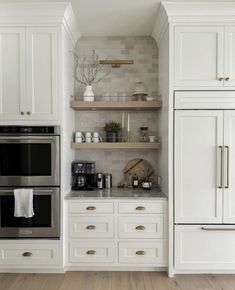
[0,26,59,121]
[174,26,235,88]
[174,110,223,224]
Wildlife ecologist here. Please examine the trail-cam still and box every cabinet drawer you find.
[119,216,164,239]
[69,216,114,238]
[118,202,164,214]
[119,241,164,265]
[69,240,114,264]
[175,225,235,271]
[68,202,114,214]
[0,243,59,266]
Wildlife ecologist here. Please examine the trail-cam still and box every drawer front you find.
[175,225,235,271]
[119,241,164,265]
[118,202,164,214]
[119,216,163,239]
[69,241,114,263]
[68,202,114,214]
[0,243,60,266]
[69,216,114,238]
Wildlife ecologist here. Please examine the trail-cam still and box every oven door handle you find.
[0,189,54,195]
[0,136,54,140]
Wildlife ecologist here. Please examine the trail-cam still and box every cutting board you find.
[119,158,154,187]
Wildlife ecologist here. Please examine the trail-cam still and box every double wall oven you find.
[0,126,60,238]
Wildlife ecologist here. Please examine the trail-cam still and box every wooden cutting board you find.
[119,158,154,187]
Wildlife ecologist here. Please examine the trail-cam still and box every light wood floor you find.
[1,272,235,290]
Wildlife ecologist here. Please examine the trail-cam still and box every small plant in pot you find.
[104,121,121,143]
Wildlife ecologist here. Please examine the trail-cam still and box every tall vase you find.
[83,85,94,102]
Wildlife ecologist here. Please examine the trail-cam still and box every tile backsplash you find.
[74,36,159,186]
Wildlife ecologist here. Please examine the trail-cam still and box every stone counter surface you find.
[65,187,167,200]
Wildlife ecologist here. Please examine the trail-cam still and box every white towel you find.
[14,189,34,218]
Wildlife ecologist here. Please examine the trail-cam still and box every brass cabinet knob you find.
[22,252,33,257]
[136,225,146,230]
[136,250,145,256]
[225,77,230,81]
[135,206,145,211]
[86,206,96,211]
[86,225,96,230]
[218,77,224,81]
[20,112,24,115]
[27,112,31,115]
[86,250,96,255]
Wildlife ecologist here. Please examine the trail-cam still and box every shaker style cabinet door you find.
[174,111,223,223]
[174,26,224,87]
[223,111,235,223]
[0,28,27,120]
[224,26,235,87]
[26,27,59,120]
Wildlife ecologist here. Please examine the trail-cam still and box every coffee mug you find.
[75,131,83,137]
[85,132,92,137]
[75,136,85,143]
[149,136,156,143]
[93,132,102,143]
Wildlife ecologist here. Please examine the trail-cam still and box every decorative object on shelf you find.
[149,135,156,143]
[75,131,85,143]
[119,158,154,188]
[93,132,102,143]
[142,180,152,190]
[99,59,134,68]
[139,127,149,142]
[72,50,110,102]
[132,81,148,101]
[104,120,121,143]
[85,132,93,143]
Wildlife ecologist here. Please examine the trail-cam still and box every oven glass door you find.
[0,136,59,186]
[0,188,60,238]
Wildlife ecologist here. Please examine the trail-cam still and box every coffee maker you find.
[71,161,95,190]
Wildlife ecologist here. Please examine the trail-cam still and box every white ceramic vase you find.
[83,85,95,102]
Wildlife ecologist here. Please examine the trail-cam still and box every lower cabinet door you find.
[69,240,114,264]
[0,243,60,266]
[119,241,164,265]
[175,225,235,271]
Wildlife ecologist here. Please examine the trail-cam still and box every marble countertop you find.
[65,187,167,200]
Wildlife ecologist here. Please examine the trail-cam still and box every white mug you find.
[75,131,83,137]
[85,136,93,143]
[149,135,156,143]
[75,136,85,143]
[85,132,92,138]
[93,132,102,143]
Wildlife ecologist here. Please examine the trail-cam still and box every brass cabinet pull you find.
[22,252,33,257]
[225,77,230,81]
[217,146,223,188]
[201,226,235,231]
[218,77,224,81]
[86,225,96,230]
[136,250,145,256]
[135,206,145,211]
[86,250,96,255]
[20,112,24,115]
[136,225,146,230]
[225,146,230,189]
[86,206,96,211]
[27,112,31,115]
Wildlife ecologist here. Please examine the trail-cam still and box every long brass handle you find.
[86,250,96,255]
[225,77,230,81]
[201,226,235,231]
[225,146,229,189]
[22,252,33,257]
[218,77,224,81]
[217,146,223,188]
[135,206,145,211]
[20,112,25,115]
[136,225,146,230]
[27,112,31,115]
[86,225,96,230]
[86,206,96,211]
[136,250,145,256]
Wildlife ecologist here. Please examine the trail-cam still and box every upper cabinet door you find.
[174,26,224,87]
[224,26,235,87]
[223,111,235,223]
[26,27,59,120]
[0,28,26,120]
[174,110,223,224]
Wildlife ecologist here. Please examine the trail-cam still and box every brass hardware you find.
[99,60,134,68]
[225,146,230,189]
[135,206,145,211]
[86,225,96,230]
[136,250,145,256]
[86,206,96,211]
[136,225,146,231]
[20,112,24,115]
[27,112,31,115]
[86,250,96,255]
[218,77,224,81]
[218,146,223,188]
[201,226,235,231]
[22,252,33,257]
[225,77,230,81]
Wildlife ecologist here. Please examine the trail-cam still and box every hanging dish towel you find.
[14,189,34,218]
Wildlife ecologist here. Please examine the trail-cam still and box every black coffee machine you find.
[71,161,95,190]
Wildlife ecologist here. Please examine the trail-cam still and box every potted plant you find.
[104,121,121,143]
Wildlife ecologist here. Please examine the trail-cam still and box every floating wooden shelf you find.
[70,100,162,111]
[71,142,161,150]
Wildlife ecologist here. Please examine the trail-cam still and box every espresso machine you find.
[71,161,95,190]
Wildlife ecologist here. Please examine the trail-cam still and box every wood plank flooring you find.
[1,272,235,290]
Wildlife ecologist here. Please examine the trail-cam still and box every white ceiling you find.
[0,0,235,36]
